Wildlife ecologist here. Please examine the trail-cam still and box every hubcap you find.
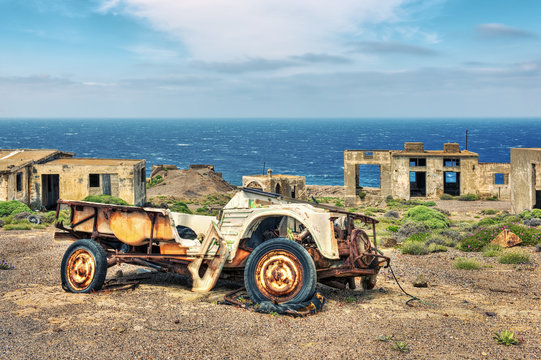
[254,250,304,302]
[66,249,96,291]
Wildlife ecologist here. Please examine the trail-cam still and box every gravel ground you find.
[1,228,540,359]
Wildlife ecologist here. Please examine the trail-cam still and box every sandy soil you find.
[1,228,539,359]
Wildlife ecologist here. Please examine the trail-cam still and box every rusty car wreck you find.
[56,188,389,304]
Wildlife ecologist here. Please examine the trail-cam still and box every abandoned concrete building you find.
[0,149,146,209]
[510,148,541,213]
[243,169,306,199]
[345,142,511,206]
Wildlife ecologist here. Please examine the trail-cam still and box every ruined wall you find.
[344,150,392,206]
[476,163,511,200]
[391,156,410,199]
[243,173,306,199]
[511,148,541,213]
[32,161,146,207]
[459,157,479,196]
[0,174,7,201]
[2,166,31,203]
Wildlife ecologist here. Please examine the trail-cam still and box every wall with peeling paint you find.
[511,148,541,213]
[243,172,306,199]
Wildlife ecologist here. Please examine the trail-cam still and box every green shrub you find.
[401,242,428,255]
[477,217,497,227]
[531,209,541,219]
[458,193,479,201]
[486,195,498,201]
[459,223,541,251]
[0,201,31,217]
[439,194,454,200]
[519,210,531,220]
[1,215,13,225]
[427,243,447,253]
[405,232,430,243]
[83,195,130,205]
[4,223,33,231]
[481,209,498,215]
[406,206,450,229]
[482,244,502,257]
[427,234,458,248]
[424,201,436,207]
[386,225,399,233]
[498,251,530,264]
[453,258,481,270]
[493,330,519,346]
[358,192,366,200]
[170,201,192,214]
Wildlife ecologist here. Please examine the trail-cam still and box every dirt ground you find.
[1,228,539,359]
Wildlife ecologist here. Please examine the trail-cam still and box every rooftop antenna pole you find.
[262,161,266,175]
[465,130,469,150]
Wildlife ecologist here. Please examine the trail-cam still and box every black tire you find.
[27,215,41,224]
[361,274,377,290]
[244,238,317,304]
[61,239,107,293]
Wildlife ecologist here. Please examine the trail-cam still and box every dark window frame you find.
[16,172,23,192]
[444,158,460,167]
[89,174,100,188]
[409,158,426,167]
[140,168,146,184]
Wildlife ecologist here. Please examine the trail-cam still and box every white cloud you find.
[100,0,411,60]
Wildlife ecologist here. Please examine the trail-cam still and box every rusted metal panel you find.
[491,229,522,247]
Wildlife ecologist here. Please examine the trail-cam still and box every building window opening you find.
[444,171,460,196]
[356,164,380,189]
[16,172,23,192]
[89,174,100,188]
[494,173,508,185]
[364,151,373,159]
[275,183,281,194]
[410,171,426,197]
[409,158,426,167]
[444,158,460,167]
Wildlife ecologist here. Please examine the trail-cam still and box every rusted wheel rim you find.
[356,231,374,267]
[254,250,304,302]
[66,249,96,291]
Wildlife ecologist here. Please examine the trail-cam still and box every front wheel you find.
[361,274,377,290]
[61,239,107,293]
[244,238,317,304]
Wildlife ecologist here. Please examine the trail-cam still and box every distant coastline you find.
[1,118,540,186]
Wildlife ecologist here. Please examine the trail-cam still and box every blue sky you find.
[1,0,540,118]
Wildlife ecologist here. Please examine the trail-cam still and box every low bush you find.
[405,232,430,243]
[477,217,497,227]
[426,234,458,248]
[83,195,130,205]
[519,210,531,220]
[453,258,481,270]
[439,194,455,200]
[383,211,400,219]
[401,242,428,255]
[524,218,541,227]
[498,251,530,264]
[396,221,429,243]
[482,244,502,257]
[0,200,32,217]
[169,201,192,214]
[386,225,399,233]
[4,223,33,231]
[481,209,499,215]
[406,205,450,229]
[146,175,164,189]
[458,193,479,201]
[531,209,541,219]
[427,243,447,253]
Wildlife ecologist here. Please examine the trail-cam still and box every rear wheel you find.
[61,239,107,293]
[244,238,316,304]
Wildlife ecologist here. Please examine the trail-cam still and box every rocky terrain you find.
[1,228,539,359]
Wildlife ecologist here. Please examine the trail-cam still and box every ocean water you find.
[0,118,539,186]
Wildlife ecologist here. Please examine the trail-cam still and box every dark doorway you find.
[275,183,281,195]
[444,172,460,196]
[42,174,59,210]
[410,171,426,197]
[535,191,541,209]
[291,186,296,199]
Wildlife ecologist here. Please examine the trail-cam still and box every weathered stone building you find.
[243,169,306,199]
[510,148,541,213]
[345,142,511,206]
[0,149,146,209]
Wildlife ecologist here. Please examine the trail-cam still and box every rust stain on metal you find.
[491,229,522,248]
[66,249,96,291]
[255,249,304,302]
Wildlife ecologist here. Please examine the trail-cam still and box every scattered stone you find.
[536,244,541,252]
[413,275,428,288]
[485,312,496,317]
[0,219,4,228]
